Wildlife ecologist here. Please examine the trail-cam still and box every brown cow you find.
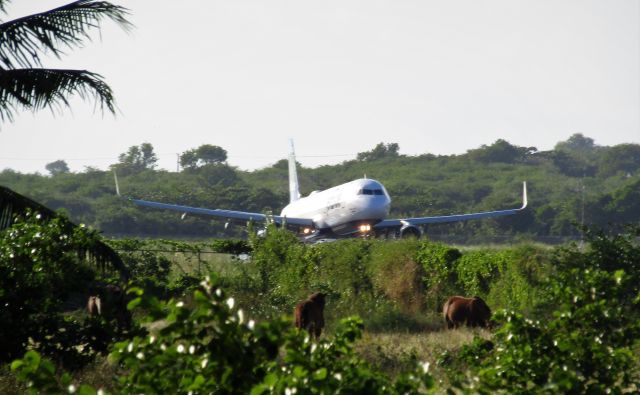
[294,292,326,339]
[443,296,491,329]
[87,295,102,316]
[87,284,132,331]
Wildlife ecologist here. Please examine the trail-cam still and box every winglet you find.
[113,171,121,197]
[521,181,528,210]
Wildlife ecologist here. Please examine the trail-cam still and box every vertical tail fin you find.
[288,139,301,203]
[113,171,121,196]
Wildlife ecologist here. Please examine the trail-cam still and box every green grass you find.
[355,327,491,386]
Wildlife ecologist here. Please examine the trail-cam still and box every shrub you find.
[368,240,426,315]
[415,242,462,312]
[455,249,500,296]
[107,239,171,297]
[449,228,640,393]
[12,275,436,394]
[0,211,98,362]
[484,245,551,316]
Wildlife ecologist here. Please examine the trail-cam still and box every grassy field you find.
[356,328,488,381]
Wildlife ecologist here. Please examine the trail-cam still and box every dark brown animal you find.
[294,292,326,339]
[87,284,132,331]
[87,295,102,316]
[443,296,491,329]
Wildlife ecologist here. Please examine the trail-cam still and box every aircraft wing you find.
[374,182,528,229]
[126,198,314,227]
[113,172,314,228]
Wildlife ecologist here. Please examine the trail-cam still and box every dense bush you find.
[415,242,462,313]
[367,239,425,315]
[5,221,640,393]
[12,275,435,394]
[456,245,552,315]
[0,211,98,362]
[443,228,640,393]
[107,238,172,297]
[225,229,554,332]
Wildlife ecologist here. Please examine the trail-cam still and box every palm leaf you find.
[0,67,115,121]
[0,0,131,69]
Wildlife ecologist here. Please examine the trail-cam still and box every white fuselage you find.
[280,178,391,232]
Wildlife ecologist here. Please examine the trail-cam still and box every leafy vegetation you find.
[1,199,639,393]
[0,0,131,122]
[0,210,115,365]
[442,228,640,393]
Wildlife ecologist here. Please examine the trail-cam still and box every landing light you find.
[359,224,371,232]
[302,228,312,235]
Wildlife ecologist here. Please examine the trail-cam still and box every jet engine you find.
[399,224,422,238]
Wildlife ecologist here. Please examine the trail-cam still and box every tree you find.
[0,0,131,122]
[356,142,400,161]
[597,143,640,177]
[179,149,198,170]
[196,144,227,165]
[467,139,536,163]
[45,159,70,175]
[180,144,227,170]
[112,142,158,175]
[549,150,595,177]
[554,133,596,154]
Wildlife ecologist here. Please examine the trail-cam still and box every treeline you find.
[1,134,639,240]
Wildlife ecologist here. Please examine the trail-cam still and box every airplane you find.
[116,141,527,241]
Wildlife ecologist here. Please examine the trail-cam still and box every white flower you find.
[507,333,514,341]
[333,373,342,381]
[149,335,156,344]
[176,301,184,308]
[68,384,77,393]
[421,361,430,373]
[201,358,209,369]
[136,352,144,360]
[127,342,134,352]
[177,344,185,353]
[216,288,222,297]
[248,320,255,330]
[226,297,235,309]
[189,345,196,354]
[237,309,244,324]
[97,389,105,395]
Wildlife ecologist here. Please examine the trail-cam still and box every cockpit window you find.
[358,188,384,196]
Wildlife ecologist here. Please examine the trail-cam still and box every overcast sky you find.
[1,0,638,174]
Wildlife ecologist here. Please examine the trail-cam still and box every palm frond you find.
[0,0,131,69]
[0,67,115,122]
